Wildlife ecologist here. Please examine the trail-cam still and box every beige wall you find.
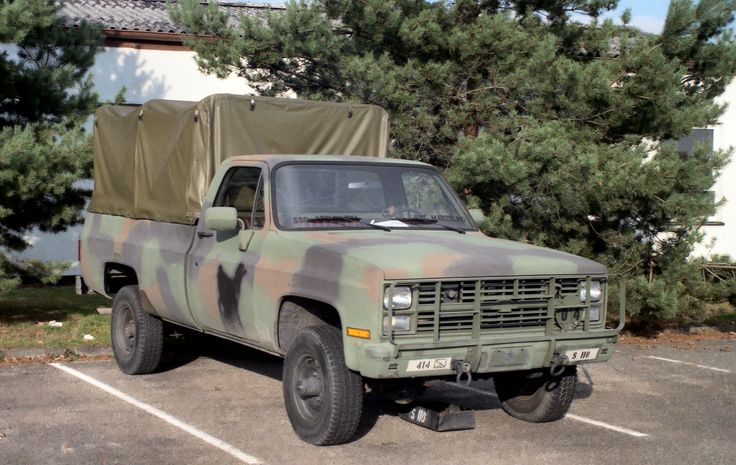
[693,80,736,260]
[91,45,253,103]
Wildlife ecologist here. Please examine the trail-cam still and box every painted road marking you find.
[456,384,649,438]
[644,355,731,373]
[564,414,648,437]
[49,363,263,464]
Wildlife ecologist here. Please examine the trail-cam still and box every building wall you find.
[91,45,252,103]
[692,81,736,260]
[12,44,252,275]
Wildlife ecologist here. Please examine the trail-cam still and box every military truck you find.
[80,94,624,445]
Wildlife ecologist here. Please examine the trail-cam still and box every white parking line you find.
[49,363,263,464]
[644,355,731,373]
[456,384,649,438]
[564,414,648,437]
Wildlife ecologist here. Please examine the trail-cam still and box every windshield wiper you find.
[391,217,466,234]
[299,216,391,231]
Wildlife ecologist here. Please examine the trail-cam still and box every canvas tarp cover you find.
[88,94,389,224]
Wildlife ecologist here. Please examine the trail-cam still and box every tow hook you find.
[550,352,569,377]
[453,361,472,386]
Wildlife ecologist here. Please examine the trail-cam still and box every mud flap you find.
[399,403,475,432]
[75,276,90,295]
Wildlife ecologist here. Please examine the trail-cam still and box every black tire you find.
[494,366,577,423]
[282,326,363,445]
[111,285,163,375]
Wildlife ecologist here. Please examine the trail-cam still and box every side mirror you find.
[204,207,238,231]
[468,208,486,225]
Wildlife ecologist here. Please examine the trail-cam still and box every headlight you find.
[383,315,411,332]
[383,286,412,310]
[579,281,602,303]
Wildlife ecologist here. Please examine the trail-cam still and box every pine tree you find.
[0,0,102,292]
[171,0,736,322]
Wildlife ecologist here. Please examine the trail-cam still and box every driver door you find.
[186,165,265,340]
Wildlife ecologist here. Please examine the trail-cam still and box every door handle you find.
[197,231,213,238]
[239,230,255,251]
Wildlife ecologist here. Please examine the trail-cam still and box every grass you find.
[0,285,112,350]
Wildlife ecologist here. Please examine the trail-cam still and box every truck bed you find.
[80,213,198,327]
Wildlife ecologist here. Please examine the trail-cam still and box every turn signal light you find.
[346,327,371,339]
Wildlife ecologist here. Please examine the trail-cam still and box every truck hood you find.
[284,230,606,280]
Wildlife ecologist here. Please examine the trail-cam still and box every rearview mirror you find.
[204,207,238,231]
[468,208,486,225]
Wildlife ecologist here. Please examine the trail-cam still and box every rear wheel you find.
[111,285,163,375]
[494,366,577,423]
[282,326,363,445]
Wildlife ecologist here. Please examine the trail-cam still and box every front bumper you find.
[355,330,620,378]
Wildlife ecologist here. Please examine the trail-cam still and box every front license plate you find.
[406,357,453,372]
[564,348,599,362]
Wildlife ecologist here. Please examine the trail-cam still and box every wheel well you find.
[277,297,341,353]
[104,263,138,295]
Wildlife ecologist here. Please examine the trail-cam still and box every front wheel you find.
[494,366,577,423]
[282,326,363,445]
[111,285,163,375]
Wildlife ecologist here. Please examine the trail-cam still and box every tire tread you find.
[111,285,163,375]
[283,325,363,445]
[495,366,577,423]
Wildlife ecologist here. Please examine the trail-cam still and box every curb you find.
[0,346,113,361]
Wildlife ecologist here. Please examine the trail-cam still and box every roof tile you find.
[58,0,283,34]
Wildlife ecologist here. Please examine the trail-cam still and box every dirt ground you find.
[0,352,112,366]
[620,327,736,350]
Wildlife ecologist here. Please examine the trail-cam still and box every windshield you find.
[273,163,476,231]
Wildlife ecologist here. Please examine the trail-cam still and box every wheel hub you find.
[121,307,135,354]
[296,376,322,399]
[292,355,324,420]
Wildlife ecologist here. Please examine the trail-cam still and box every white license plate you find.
[564,348,599,362]
[406,357,452,372]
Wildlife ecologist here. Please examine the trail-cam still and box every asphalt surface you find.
[1,336,734,465]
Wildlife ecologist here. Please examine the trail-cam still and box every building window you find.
[673,128,723,226]
[675,128,713,159]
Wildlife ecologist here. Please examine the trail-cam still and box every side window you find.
[214,167,264,230]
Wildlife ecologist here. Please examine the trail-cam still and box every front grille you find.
[393,277,592,339]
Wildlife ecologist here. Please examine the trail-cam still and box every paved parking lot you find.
[1,337,734,465]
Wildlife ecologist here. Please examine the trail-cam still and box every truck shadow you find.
[354,379,504,441]
[575,366,595,400]
[157,331,594,442]
[158,331,284,381]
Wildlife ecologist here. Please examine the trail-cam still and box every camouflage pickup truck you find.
[80,95,623,446]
